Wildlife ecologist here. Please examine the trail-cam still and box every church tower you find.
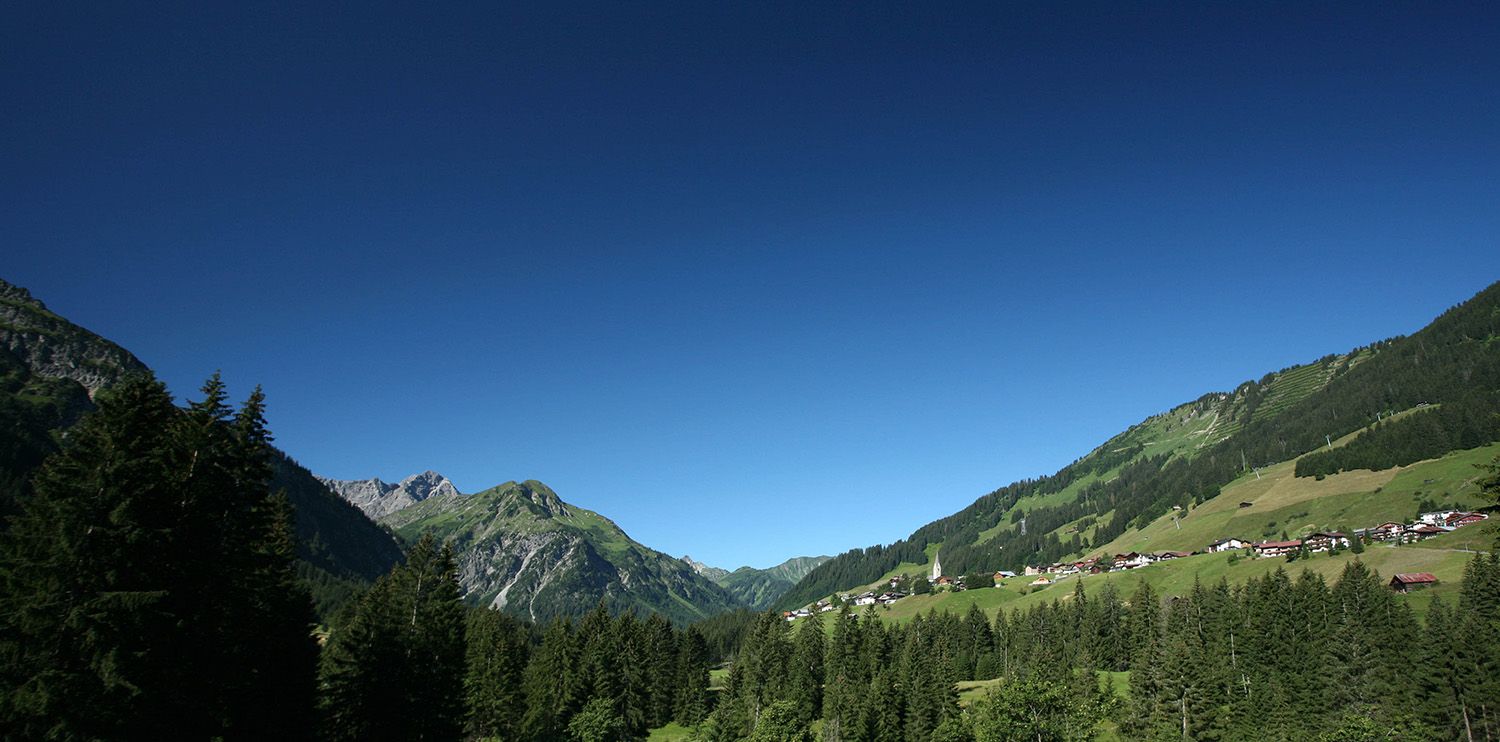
[930,551,942,581]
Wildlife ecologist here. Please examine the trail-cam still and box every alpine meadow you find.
[5,3,1500,741]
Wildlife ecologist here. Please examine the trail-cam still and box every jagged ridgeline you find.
[321,474,745,624]
[0,277,403,618]
[777,280,1500,610]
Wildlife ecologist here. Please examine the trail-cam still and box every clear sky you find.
[4,2,1499,569]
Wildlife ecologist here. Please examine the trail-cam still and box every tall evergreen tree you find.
[465,607,530,740]
[319,534,466,741]
[789,609,826,724]
[0,374,318,740]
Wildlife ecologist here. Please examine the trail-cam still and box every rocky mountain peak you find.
[0,277,149,397]
[319,470,461,520]
[398,470,461,501]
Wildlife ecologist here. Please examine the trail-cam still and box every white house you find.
[1207,538,1249,553]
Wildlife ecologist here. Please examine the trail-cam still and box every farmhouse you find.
[1112,552,1154,570]
[1304,532,1350,553]
[1364,522,1406,542]
[1389,573,1439,593]
[1207,538,1249,553]
[1449,512,1488,528]
[1030,576,1054,587]
[1252,540,1302,558]
[1407,525,1446,541]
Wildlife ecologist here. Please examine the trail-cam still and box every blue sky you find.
[4,2,1499,569]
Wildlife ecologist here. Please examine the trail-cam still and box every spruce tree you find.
[0,375,182,739]
[0,374,318,740]
[672,627,712,727]
[319,534,466,741]
[465,607,530,740]
[789,609,826,724]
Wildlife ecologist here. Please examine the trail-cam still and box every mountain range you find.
[317,473,752,623]
[1,276,832,623]
[4,274,1498,627]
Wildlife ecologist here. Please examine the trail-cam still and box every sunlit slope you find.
[386,480,744,623]
[777,280,1500,611]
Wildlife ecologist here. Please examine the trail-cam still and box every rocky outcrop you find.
[318,470,461,519]
[0,278,148,397]
[369,479,745,623]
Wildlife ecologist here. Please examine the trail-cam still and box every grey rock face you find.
[318,470,461,519]
[0,278,148,396]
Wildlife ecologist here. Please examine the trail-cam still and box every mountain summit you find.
[324,475,743,623]
[318,470,462,519]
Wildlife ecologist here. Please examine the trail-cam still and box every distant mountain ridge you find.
[681,554,832,609]
[325,473,746,623]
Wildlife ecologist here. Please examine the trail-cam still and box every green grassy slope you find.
[386,480,745,623]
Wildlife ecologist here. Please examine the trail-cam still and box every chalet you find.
[1304,532,1350,553]
[1419,510,1463,526]
[1407,525,1446,541]
[1365,522,1406,542]
[1030,576,1054,587]
[1252,540,1302,558]
[1024,565,1044,576]
[1449,512,1489,528]
[854,592,878,607]
[1389,573,1439,593]
[877,592,905,605]
[818,602,837,613]
[1207,538,1249,553]
[1113,552,1154,570]
[934,576,956,591]
[994,570,1017,581]
[1155,551,1193,561]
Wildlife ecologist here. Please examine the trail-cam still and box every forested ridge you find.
[779,281,1500,610]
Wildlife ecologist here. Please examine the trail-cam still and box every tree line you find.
[1295,390,1500,478]
[719,555,1500,741]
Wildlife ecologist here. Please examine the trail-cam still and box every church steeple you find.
[930,550,942,581]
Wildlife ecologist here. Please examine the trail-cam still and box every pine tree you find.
[1325,560,1417,724]
[673,627,713,727]
[465,607,530,740]
[0,375,182,739]
[637,612,676,729]
[0,374,318,740]
[319,534,466,741]
[789,609,826,723]
[523,618,582,740]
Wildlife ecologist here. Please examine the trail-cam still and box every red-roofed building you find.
[1450,513,1488,528]
[1252,540,1303,558]
[1390,573,1439,593]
